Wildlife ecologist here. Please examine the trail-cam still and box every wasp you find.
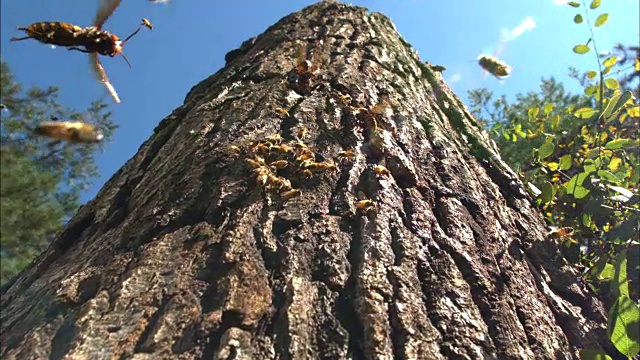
[356,191,376,213]
[547,226,575,238]
[338,93,352,106]
[269,160,289,170]
[254,167,271,186]
[11,0,153,103]
[229,145,241,154]
[271,144,294,154]
[338,149,356,161]
[32,120,104,144]
[280,189,301,202]
[374,165,391,176]
[266,133,283,144]
[274,107,290,117]
[246,157,265,169]
[477,54,512,79]
[296,126,309,140]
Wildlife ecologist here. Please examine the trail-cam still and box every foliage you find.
[468,1,639,358]
[0,60,116,286]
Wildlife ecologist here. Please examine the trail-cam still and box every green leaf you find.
[584,197,605,215]
[502,130,511,140]
[574,107,598,119]
[574,14,584,23]
[541,181,555,204]
[538,142,555,160]
[566,172,592,199]
[528,107,540,119]
[547,162,559,171]
[582,213,592,227]
[586,70,598,79]
[604,78,619,90]
[584,85,598,96]
[605,139,634,150]
[573,44,591,54]
[601,93,621,121]
[612,253,631,296]
[590,256,609,279]
[590,0,601,9]
[579,349,613,360]
[598,263,615,280]
[559,154,573,170]
[594,13,609,27]
[610,91,634,115]
[568,1,580,6]
[612,251,629,298]
[585,148,601,160]
[543,103,554,115]
[551,114,561,130]
[603,56,618,68]
[607,295,640,357]
[597,170,620,184]
[584,158,599,171]
[609,216,639,242]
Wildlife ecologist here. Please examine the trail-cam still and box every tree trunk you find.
[1,2,616,359]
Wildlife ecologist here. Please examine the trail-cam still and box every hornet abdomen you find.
[14,22,85,47]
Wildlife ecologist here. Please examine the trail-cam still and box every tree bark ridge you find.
[1,2,613,359]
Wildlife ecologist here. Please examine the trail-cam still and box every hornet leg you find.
[10,36,32,42]
[68,47,92,53]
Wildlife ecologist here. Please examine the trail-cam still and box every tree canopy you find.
[0,60,116,285]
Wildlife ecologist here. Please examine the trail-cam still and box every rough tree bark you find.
[0,2,617,359]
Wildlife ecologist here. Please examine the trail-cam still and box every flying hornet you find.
[11,0,153,103]
[32,118,104,144]
[477,54,512,79]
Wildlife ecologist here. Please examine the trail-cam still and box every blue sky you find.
[1,0,638,204]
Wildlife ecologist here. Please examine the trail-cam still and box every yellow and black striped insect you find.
[356,191,376,213]
[11,0,153,103]
[33,120,104,144]
[10,22,86,47]
[477,54,512,79]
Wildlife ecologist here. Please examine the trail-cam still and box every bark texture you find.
[1,2,615,359]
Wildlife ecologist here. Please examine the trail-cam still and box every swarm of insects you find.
[477,54,512,79]
[11,0,153,103]
[33,120,104,144]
